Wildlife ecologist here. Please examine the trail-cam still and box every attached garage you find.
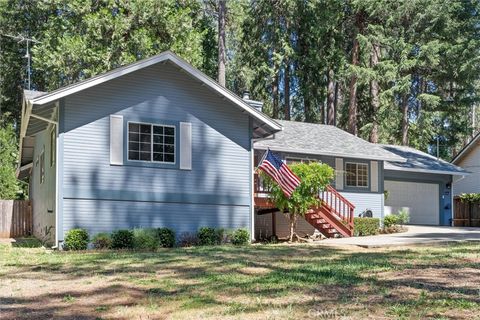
[381,145,468,226]
[384,180,439,225]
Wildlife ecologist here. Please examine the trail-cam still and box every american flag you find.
[258,150,301,198]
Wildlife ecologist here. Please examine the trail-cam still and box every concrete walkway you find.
[320,225,480,248]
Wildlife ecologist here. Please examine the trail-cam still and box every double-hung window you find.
[345,162,368,187]
[128,122,175,164]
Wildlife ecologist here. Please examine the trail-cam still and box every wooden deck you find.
[253,173,355,237]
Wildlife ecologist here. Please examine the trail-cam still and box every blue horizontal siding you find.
[340,192,384,218]
[63,199,250,236]
[30,128,56,244]
[61,61,252,235]
[63,187,250,206]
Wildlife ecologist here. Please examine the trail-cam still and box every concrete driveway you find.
[320,225,480,248]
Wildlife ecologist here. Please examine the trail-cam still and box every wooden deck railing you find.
[254,173,355,232]
[253,173,270,197]
[319,185,355,230]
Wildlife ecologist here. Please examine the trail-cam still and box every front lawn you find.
[1,242,479,319]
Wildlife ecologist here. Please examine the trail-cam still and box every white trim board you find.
[27,51,281,135]
[451,133,480,164]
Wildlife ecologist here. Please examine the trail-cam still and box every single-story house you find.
[451,132,480,195]
[253,122,468,239]
[17,51,468,247]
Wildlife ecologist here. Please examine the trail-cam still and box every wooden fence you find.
[453,197,480,227]
[0,200,32,238]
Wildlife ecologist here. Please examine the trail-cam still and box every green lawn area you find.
[1,242,480,319]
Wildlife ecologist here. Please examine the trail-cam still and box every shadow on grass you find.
[11,237,43,248]
[1,242,480,319]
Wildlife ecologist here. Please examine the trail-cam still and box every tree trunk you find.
[401,95,409,145]
[348,12,363,135]
[288,212,297,242]
[272,70,279,118]
[334,81,341,126]
[217,0,227,87]
[284,63,290,120]
[327,69,336,125]
[369,43,380,143]
[348,38,359,135]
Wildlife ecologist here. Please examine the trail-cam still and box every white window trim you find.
[127,121,176,165]
[345,162,369,188]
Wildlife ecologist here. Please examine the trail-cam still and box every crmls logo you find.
[307,308,350,319]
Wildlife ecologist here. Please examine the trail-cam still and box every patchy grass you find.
[1,242,480,319]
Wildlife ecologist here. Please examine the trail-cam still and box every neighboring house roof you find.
[451,131,480,164]
[24,51,281,139]
[254,120,405,162]
[381,144,468,176]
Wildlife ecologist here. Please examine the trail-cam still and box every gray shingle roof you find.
[24,89,46,100]
[254,120,405,162]
[451,131,480,164]
[381,144,468,175]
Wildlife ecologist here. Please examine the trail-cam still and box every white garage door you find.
[384,180,439,225]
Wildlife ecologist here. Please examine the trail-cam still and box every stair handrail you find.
[325,185,355,208]
[319,185,355,230]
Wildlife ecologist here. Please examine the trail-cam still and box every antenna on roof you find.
[0,33,41,90]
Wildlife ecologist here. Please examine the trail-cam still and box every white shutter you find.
[370,161,379,192]
[110,115,123,165]
[179,122,192,170]
[335,158,344,190]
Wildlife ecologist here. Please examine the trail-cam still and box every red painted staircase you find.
[254,174,355,238]
[305,185,355,238]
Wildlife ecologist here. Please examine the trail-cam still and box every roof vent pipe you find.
[242,90,263,112]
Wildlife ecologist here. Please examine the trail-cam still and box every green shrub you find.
[459,193,480,203]
[178,232,199,247]
[197,227,217,246]
[353,218,380,236]
[156,227,175,248]
[91,232,112,249]
[64,228,89,250]
[231,229,250,245]
[133,228,159,250]
[397,209,410,225]
[111,229,134,249]
[383,214,400,228]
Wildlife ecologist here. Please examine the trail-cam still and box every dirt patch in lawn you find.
[1,243,480,319]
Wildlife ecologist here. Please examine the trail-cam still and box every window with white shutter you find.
[127,122,176,164]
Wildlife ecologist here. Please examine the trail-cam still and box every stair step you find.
[305,202,353,238]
